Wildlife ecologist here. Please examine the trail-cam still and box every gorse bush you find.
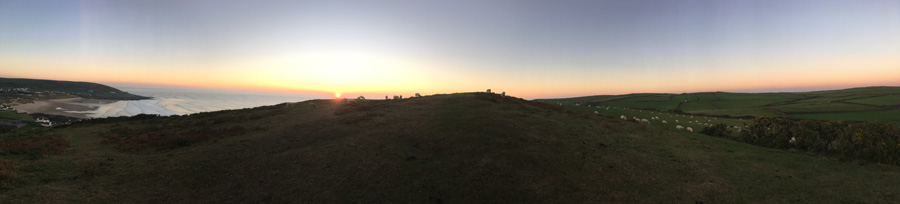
[735,117,900,165]
[700,123,732,138]
[843,123,900,164]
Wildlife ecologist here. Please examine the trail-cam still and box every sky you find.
[1,0,899,99]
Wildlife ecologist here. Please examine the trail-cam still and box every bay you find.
[69,85,315,118]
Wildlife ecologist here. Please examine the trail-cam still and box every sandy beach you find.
[11,98,104,119]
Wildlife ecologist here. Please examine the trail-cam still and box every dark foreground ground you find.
[2,93,899,203]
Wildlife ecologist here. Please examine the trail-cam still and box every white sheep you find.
[357,96,366,100]
[415,93,421,97]
[676,125,684,129]
[501,91,505,97]
[641,118,650,125]
[393,95,400,100]
[686,127,693,132]
[486,89,492,93]
[594,111,599,114]
[675,120,679,123]
[789,137,797,144]
[620,115,627,120]
[662,120,668,124]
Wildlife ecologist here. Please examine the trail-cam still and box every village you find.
[0,102,79,133]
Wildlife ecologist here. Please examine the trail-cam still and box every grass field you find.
[791,108,900,122]
[689,107,780,117]
[538,86,900,122]
[847,94,900,106]
[679,100,717,112]
[0,110,32,122]
[791,95,860,103]
[772,102,878,113]
[601,101,678,111]
[3,92,900,202]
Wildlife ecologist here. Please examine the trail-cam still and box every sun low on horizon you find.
[1,0,899,99]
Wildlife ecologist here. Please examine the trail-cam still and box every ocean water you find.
[69,85,315,118]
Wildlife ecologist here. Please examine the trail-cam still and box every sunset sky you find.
[1,0,899,99]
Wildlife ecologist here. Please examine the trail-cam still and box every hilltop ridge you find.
[537,86,900,121]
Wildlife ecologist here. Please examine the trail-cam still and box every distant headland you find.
[0,77,150,101]
[0,77,151,119]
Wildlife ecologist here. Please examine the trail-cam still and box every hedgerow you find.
[719,117,900,165]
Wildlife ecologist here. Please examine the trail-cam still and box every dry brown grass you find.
[0,157,13,183]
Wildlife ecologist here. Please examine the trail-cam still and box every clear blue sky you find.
[2,0,899,98]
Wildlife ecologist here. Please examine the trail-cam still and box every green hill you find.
[0,77,149,100]
[537,86,900,122]
[2,93,900,203]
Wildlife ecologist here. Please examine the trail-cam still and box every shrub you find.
[700,123,732,138]
[736,117,900,165]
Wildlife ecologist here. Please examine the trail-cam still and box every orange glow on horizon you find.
[3,56,898,100]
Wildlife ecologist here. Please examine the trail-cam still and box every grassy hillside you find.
[537,86,900,122]
[0,77,149,100]
[2,93,900,203]
[0,111,32,122]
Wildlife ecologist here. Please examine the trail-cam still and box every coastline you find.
[11,98,107,119]
[6,84,310,119]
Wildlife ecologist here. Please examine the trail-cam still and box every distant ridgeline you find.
[0,77,149,100]
[537,86,900,122]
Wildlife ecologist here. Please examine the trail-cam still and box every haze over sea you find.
[72,85,314,118]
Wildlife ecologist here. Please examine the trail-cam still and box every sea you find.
[70,85,316,118]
